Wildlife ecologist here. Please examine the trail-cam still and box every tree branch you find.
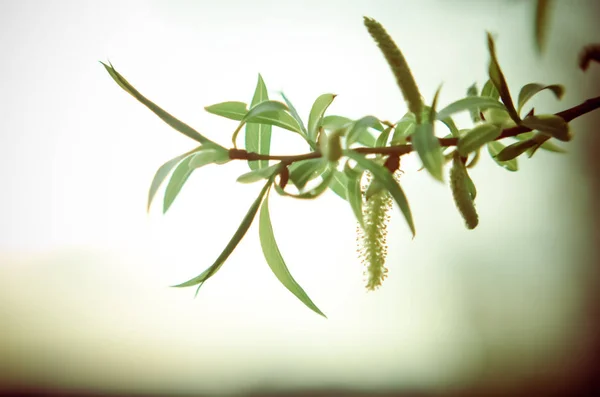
[229,96,600,163]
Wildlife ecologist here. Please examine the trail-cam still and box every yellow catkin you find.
[363,17,423,122]
[450,152,479,229]
[356,169,402,290]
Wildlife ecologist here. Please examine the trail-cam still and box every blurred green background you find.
[1,0,599,396]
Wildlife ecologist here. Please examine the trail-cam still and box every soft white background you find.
[1,0,598,394]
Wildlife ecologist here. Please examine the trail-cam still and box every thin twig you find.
[229,96,600,163]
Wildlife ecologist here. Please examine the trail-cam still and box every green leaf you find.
[204,101,302,134]
[481,79,500,100]
[457,123,502,157]
[328,170,348,201]
[280,92,308,136]
[411,123,444,182]
[163,148,228,213]
[363,17,423,123]
[436,96,506,121]
[520,114,571,142]
[288,158,327,190]
[246,74,272,170]
[232,100,289,146]
[486,33,521,124]
[237,163,282,184]
[147,146,203,212]
[391,113,416,145]
[375,126,393,148]
[345,151,415,237]
[487,141,518,171]
[172,176,275,291]
[517,83,564,115]
[343,161,365,230]
[321,115,353,131]
[440,117,460,138]
[450,151,478,230]
[307,93,336,143]
[495,139,538,161]
[259,193,326,317]
[514,131,567,153]
[347,116,383,147]
[275,164,334,199]
[101,62,220,148]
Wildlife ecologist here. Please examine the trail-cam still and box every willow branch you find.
[229,96,600,163]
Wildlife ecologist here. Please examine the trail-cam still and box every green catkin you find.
[363,17,423,123]
[450,152,479,229]
[356,170,401,290]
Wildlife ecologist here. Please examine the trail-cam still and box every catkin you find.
[363,17,423,122]
[356,170,401,290]
[450,152,479,229]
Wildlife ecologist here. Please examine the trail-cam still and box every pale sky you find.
[1,0,599,395]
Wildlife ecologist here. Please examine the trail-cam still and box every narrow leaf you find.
[411,123,444,182]
[259,193,326,317]
[436,96,506,121]
[347,116,383,147]
[391,113,416,145]
[328,170,349,201]
[307,94,336,143]
[345,151,415,237]
[486,33,521,124]
[481,79,500,100]
[280,92,308,136]
[232,100,289,146]
[344,161,366,230]
[514,131,567,153]
[450,151,478,229]
[246,74,272,170]
[172,176,275,290]
[457,123,502,157]
[466,83,482,123]
[487,141,518,171]
[517,83,564,114]
[520,114,571,141]
[496,139,538,161]
[237,163,282,184]
[288,158,326,190]
[101,62,219,148]
[205,101,302,134]
[147,146,203,212]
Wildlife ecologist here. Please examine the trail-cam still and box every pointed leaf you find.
[288,158,326,190]
[237,163,282,184]
[328,170,348,201]
[280,92,308,136]
[246,75,272,170]
[495,139,538,161]
[172,176,275,290]
[514,131,567,153]
[457,123,502,157]
[344,161,366,230]
[101,62,219,147]
[391,113,416,145]
[411,123,444,182]
[205,101,302,134]
[517,83,564,114]
[436,96,506,121]
[147,146,203,212]
[345,151,415,237]
[163,149,227,213]
[232,100,289,146]
[520,114,571,141]
[307,94,336,143]
[486,33,521,123]
[466,83,482,123]
[487,141,518,171]
[275,164,334,200]
[347,116,383,147]
[259,193,326,317]
[481,79,500,100]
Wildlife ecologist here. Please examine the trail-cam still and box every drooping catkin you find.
[356,169,402,290]
[363,17,423,122]
[450,152,479,229]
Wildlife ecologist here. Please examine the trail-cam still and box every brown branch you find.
[229,96,600,163]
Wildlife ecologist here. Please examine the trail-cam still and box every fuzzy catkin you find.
[363,17,423,122]
[356,170,401,290]
[450,152,479,229]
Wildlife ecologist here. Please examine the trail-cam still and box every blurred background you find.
[1,0,599,396]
